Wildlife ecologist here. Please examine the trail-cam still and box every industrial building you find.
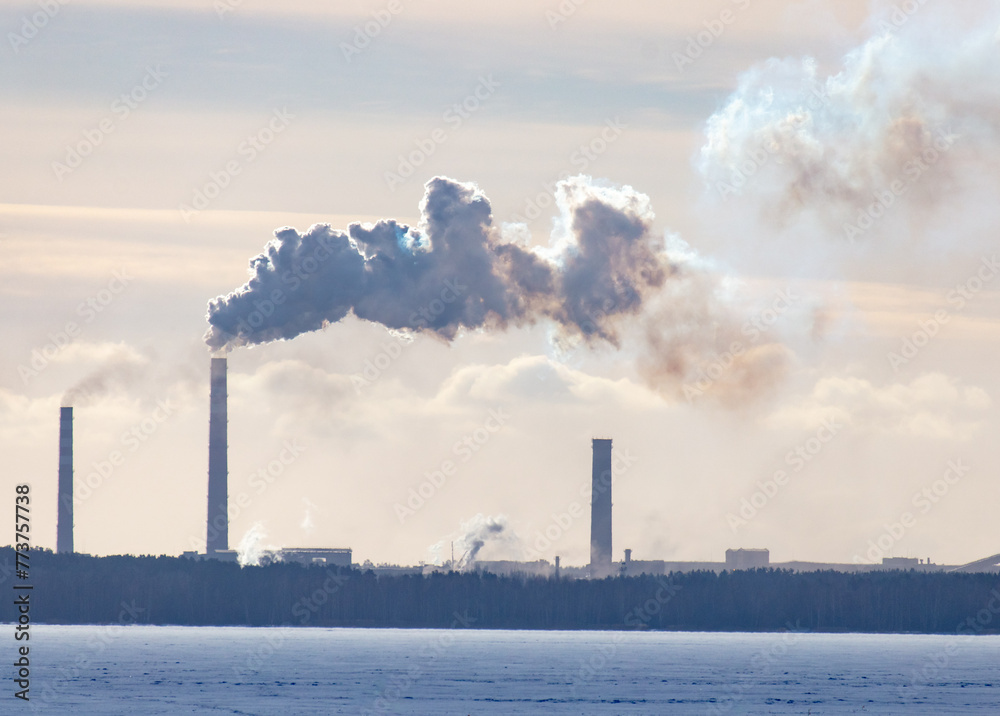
[51,356,1000,578]
[726,548,770,570]
[181,547,352,567]
[198,357,353,565]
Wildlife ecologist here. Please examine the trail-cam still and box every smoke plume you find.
[432,514,521,570]
[205,175,668,351]
[61,344,150,407]
[636,255,796,407]
[699,5,1000,236]
[207,175,805,405]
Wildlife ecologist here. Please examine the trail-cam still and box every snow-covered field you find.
[18,625,1000,714]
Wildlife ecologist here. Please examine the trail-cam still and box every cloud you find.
[434,354,662,410]
[767,372,991,440]
[699,4,1000,242]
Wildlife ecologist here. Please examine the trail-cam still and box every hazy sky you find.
[5,0,1000,568]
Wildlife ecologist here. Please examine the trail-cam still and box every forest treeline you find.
[2,548,999,634]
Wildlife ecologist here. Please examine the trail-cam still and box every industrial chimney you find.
[206,357,228,553]
[57,407,73,554]
[590,438,613,578]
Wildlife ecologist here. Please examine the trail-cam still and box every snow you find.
[21,626,1000,714]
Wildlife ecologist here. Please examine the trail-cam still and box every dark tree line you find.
[2,548,999,634]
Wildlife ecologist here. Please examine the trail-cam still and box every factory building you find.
[726,548,770,570]
[50,366,999,578]
[199,357,352,565]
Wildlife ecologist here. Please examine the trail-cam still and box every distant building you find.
[182,549,239,563]
[622,559,667,576]
[278,548,352,568]
[471,560,555,578]
[726,548,769,570]
[368,564,423,577]
[881,557,920,568]
[181,547,351,567]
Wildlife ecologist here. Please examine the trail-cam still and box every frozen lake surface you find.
[22,625,1000,714]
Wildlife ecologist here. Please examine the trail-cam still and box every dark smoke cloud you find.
[206,175,801,406]
[205,176,667,351]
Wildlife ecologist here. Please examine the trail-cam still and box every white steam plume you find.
[236,522,278,567]
[700,4,1000,243]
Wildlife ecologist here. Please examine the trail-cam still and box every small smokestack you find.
[57,407,73,554]
[554,555,561,580]
[207,357,228,553]
[590,438,613,578]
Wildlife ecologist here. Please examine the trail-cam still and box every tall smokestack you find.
[207,357,228,553]
[57,407,73,554]
[590,438,613,578]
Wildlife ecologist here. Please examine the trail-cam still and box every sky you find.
[4,0,1000,569]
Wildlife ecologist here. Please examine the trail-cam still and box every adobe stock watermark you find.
[713,85,830,202]
[524,446,637,560]
[17,268,134,386]
[727,416,842,532]
[843,127,956,242]
[232,627,297,678]
[569,576,681,695]
[672,0,752,73]
[852,459,970,564]
[214,235,464,355]
[887,255,1000,372]
[362,611,477,715]
[214,0,243,19]
[189,439,306,554]
[394,408,510,523]
[66,398,176,513]
[219,228,348,346]
[546,0,587,28]
[52,65,167,181]
[7,0,70,54]
[540,287,638,366]
[351,278,466,393]
[507,117,626,225]
[900,585,1000,698]
[384,75,500,191]
[706,623,809,714]
[234,566,352,678]
[232,567,351,677]
[61,600,147,679]
[178,107,294,222]
[27,599,147,713]
[876,0,930,35]
[683,286,798,402]
[340,0,405,62]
